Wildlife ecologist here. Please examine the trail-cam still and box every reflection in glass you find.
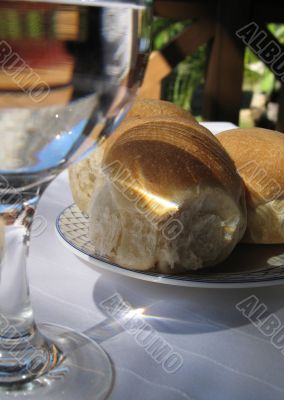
[0,1,151,398]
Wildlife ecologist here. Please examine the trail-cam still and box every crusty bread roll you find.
[69,98,197,214]
[83,116,246,273]
[217,128,284,244]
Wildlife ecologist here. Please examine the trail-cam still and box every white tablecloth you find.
[29,122,284,400]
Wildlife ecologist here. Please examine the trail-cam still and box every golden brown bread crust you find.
[102,117,244,203]
[127,97,197,123]
[69,98,219,214]
[217,128,284,206]
[218,128,284,243]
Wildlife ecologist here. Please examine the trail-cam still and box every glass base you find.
[0,323,114,399]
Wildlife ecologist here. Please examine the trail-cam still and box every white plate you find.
[56,204,284,288]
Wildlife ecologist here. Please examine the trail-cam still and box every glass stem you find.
[0,182,60,385]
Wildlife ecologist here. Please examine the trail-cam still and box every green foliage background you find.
[152,18,206,111]
[152,18,284,117]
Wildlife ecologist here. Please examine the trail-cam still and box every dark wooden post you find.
[202,0,251,124]
[277,85,284,133]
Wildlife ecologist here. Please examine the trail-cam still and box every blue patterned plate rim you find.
[55,204,284,289]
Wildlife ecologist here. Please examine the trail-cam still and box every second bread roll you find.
[218,127,284,243]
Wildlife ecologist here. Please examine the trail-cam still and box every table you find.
[29,122,284,400]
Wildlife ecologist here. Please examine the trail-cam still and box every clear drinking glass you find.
[0,1,151,398]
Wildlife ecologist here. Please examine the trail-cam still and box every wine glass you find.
[0,1,151,398]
